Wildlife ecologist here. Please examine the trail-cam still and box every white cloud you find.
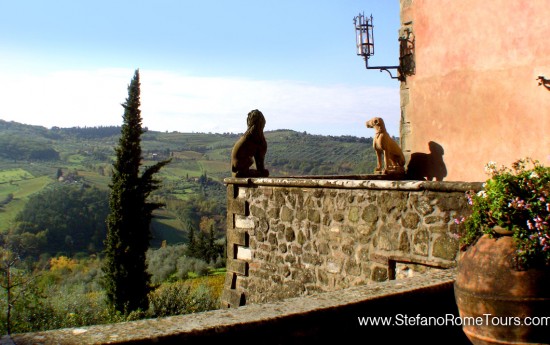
[0,68,400,137]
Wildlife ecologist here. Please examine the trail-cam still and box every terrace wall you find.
[221,177,481,307]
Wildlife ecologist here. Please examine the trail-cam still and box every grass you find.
[184,273,225,299]
[172,151,204,160]
[150,209,187,247]
[209,267,226,276]
[77,170,111,190]
[0,168,34,184]
[66,154,86,164]
[198,160,230,175]
[0,176,53,230]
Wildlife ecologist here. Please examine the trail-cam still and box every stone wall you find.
[221,177,481,308]
[7,270,470,345]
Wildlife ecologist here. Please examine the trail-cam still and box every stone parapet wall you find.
[6,270,469,345]
[222,177,481,308]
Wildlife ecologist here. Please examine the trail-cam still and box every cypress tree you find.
[103,69,170,313]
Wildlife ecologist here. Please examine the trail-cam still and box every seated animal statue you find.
[231,109,269,178]
[365,117,405,174]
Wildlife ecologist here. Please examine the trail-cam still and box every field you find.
[0,120,378,240]
[0,174,53,229]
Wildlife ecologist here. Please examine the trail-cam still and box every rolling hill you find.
[0,119,379,248]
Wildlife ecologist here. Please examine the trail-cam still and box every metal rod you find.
[364,58,400,80]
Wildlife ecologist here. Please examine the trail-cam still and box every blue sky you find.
[0,0,401,137]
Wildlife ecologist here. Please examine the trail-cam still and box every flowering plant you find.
[459,158,550,269]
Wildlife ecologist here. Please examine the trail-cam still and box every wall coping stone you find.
[224,177,483,192]
[5,269,457,345]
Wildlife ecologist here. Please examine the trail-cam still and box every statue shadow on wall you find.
[405,141,447,181]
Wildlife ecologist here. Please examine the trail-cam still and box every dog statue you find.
[231,109,269,178]
[366,117,405,174]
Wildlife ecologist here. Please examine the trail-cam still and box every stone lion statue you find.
[366,116,405,174]
[231,109,269,177]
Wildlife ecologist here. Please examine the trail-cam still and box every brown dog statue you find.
[366,117,405,174]
[231,109,269,178]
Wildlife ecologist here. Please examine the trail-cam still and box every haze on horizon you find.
[0,1,401,137]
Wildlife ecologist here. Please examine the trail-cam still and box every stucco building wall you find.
[400,0,550,182]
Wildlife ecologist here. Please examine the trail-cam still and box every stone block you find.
[285,254,296,264]
[376,231,392,251]
[424,215,443,224]
[398,232,411,253]
[237,188,247,199]
[318,241,329,255]
[227,230,247,246]
[281,206,294,222]
[357,246,369,261]
[284,227,295,242]
[221,289,244,308]
[371,266,388,282]
[267,233,278,246]
[317,270,328,285]
[345,260,361,276]
[224,272,236,289]
[228,199,247,215]
[302,252,321,266]
[341,244,354,256]
[297,230,306,245]
[274,190,286,205]
[227,259,248,276]
[413,228,429,256]
[369,253,389,265]
[258,218,269,232]
[414,198,434,215]
[250,204,266,218]
[361,204,379,223]
[437,194,462,212]
[432,234,459,261]
[428,224,448,233]
[326,260,341,273]
[348,206,360,223]
[236,246,252,261]
[401,212,420,229]
[235,215,255,229]
[267,207,280,219]
[307,209,321,223]
[296,209,307,221]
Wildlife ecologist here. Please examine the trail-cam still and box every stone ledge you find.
[5,269,470,345]
[223,177,482,192]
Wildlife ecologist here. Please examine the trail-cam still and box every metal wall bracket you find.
[354,13,415,82]
[537,76,550,91]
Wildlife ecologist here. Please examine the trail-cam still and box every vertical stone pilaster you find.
[221,183,253,308]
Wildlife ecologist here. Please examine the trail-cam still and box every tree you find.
[102,70,170,313]
[0,231,38,334]
[14,184,108,255]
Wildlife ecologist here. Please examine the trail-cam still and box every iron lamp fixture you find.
[354,13,399,79]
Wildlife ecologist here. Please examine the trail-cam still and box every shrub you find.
[148,280,219,317]
[460,158,550,268]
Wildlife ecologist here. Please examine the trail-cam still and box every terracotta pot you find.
[454,234,550,345]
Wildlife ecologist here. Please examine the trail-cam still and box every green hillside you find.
[0,119,378,249]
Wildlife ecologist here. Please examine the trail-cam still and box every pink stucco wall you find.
[401,0,550,181]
